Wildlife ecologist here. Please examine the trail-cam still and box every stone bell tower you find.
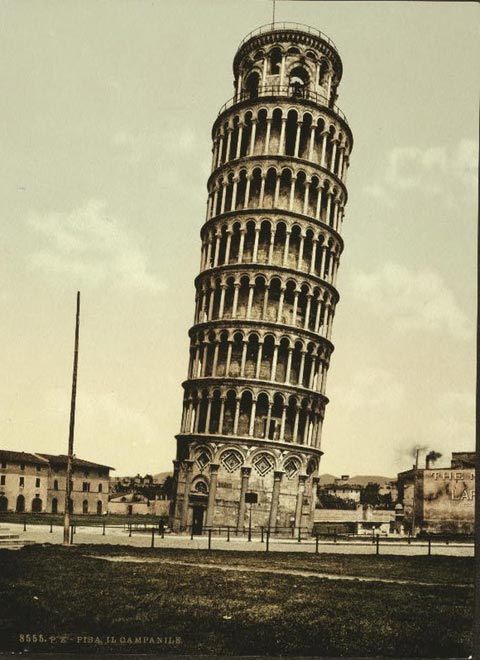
[170,22,353,534]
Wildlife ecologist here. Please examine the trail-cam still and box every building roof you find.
[37,453,114,471]
[0,450,49,465]
[325,484,362,491]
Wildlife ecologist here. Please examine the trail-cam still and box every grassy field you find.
[0,544,474,657]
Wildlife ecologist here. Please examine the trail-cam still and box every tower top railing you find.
[217,84,349,126]
[237,22,338,52]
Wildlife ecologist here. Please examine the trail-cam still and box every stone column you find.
[262,285,270,320]
[276,287,285,323]
[259,173,266,207]
[225,128,233,163]
[237,467,251,532]
[279,405,287,441]
[249,399,257,436]
[232,283,240,317]
[238,229,246,262]
[292,290,299,326]
[297,235,304,270]
[315,184,323,221]
[320,131,328,167]
[304,295,312,330]
[252,226,260,262]
[282,229,291,266]
[218,284,226,318]
[294,475,307,531]
[278,117,287,155]
[236,123,244,159]
[327,192,335,227]
[264,118,272,154]
[330,139,338,172]
[303,180,310,215]
[249,120,257,156]
[270,344,279,381]
[268,471,284,531]
[180,460,194,531]
[298,350,306,386]
[294,121,302,158]
[218,398,226,434]
[308,125,316,161]
[233,398,241,434]
[244,174,252,207]
[204,397,212,434]
[310,239,318,275]
[319,245,327,279]
[310,476,319,528]
[289,176,296,211]
[212,342,219,376]
[246,284,255,319]
[225,340,233,375]
[255,340,263,379]
[240,340,248,377]
[202,464,219,530]
[285,347,293,384]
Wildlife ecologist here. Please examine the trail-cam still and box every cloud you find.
[27,200,163,292]
[329,367,405,411]
[351,262,471,340]
[363,138,478,204]
[43,388,158,471]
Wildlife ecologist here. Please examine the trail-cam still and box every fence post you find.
[151,527,155,548]
[70,525,74,544]
[376,534,380,555]
[50,522,53,534]
[102,522,106,536]
[190,526,194,540]
[23,518,27,532]
[266,528,270,552]
[161,525,165,539]
[227,526,230,542]
[298,526,301,543]
[315,534,319,554]
[261,526,264,543]
[129,524,132,538]
[208,529,212,551]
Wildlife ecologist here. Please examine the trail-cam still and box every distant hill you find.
[153,471,172,483]
[319,474,396,487]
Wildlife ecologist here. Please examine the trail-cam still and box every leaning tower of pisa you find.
[170,23,353,535]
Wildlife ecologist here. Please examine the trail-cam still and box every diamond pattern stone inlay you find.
[284,457,300,478]
[196,450,211,469]
[221,450,243,473]
[253,454,274,477]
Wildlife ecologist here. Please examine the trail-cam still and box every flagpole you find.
[63,291,80,545]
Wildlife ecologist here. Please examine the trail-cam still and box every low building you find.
[313,505,395,536]
[0,451,49,513]
[323,483,362,503]
[0,449,113,514]
[108,492,169,517]
[397,451,475,535]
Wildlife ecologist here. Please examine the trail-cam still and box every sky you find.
[0,1,477,478]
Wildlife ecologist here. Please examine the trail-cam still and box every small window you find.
[0,475,5,485]
[1,461,7,469]
[82,482,90,492]
[53,479,59,491]
[98,483,103,493]
[36,465,41,472]
[19,477,25,487]
[35,478,40,488]
[20,464,25,471]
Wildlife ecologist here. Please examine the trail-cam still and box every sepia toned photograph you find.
[0,0,477,657]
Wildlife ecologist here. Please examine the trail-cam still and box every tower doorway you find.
[192,506,204,535]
